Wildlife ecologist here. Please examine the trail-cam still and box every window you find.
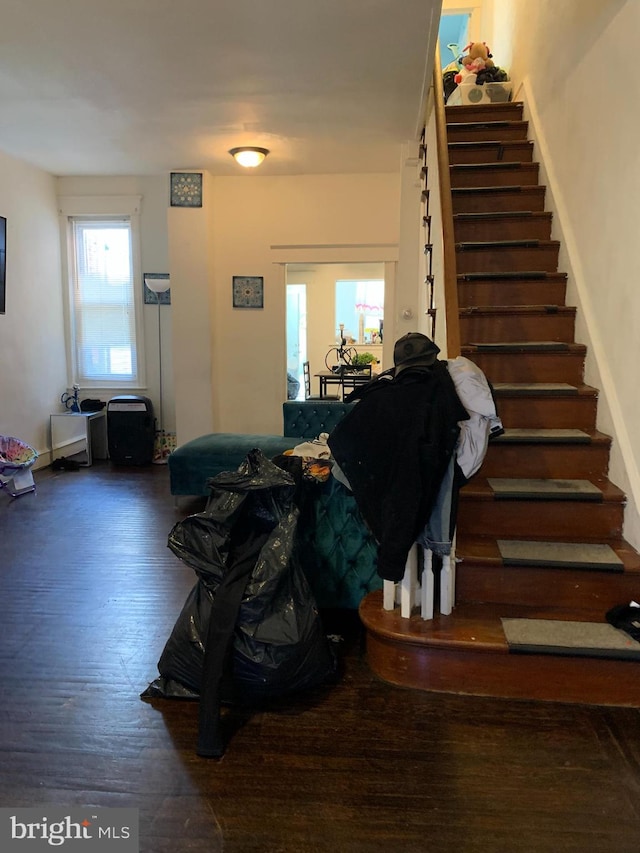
[335,279,384,344]
[60,196,144,389]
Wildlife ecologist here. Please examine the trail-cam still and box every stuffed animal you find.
[454,42,494,84]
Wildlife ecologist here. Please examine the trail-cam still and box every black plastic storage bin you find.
[107,395,155,465]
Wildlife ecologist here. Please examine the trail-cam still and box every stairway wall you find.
[483,0,640,550]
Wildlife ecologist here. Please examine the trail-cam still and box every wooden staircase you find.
[359,101,640,707]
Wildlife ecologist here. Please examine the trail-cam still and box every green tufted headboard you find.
[282,401,356,439]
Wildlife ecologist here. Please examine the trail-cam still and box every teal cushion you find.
[169,433,295,496]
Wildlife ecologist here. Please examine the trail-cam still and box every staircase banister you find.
[432,42,461,358]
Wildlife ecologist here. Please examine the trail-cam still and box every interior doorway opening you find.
[285,262,385,400]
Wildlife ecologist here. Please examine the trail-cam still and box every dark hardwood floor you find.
[2,463,640,852]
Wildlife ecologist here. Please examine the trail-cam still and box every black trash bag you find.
[141,449,337,756]
[606,603,640,642]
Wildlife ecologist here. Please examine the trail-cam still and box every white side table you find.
[50,411,108,467]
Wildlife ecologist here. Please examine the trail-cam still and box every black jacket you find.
[328,362,468,582]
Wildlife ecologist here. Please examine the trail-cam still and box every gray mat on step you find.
[493,428,590,443]
[492,383,578,395]
[501,618,640,660]
[488,478,602,501]
[497,539,623,571]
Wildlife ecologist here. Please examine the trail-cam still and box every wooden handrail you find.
[432,42,460,357]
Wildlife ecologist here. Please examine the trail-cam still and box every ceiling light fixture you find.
[228,147,270,168]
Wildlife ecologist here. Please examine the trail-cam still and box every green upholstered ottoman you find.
[169,400,355,497]
[169,433,294,497]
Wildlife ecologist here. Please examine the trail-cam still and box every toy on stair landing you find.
[454,41,494,84]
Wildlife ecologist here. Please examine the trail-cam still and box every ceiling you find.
[0,0,442,178]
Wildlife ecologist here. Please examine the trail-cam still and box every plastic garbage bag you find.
[142,449,336,755]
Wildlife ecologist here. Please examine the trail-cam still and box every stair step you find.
[458,477,623,538]
[448,140,534,164]
[460,306,575,342]
[463,344,586,385]
[445,102,524,124]
[492,390,598,431]
[452,185,546,213]
[458,273,567,308]
[450,162,540,188]
[487,477,603,501]
[497,539,623,571]
[456,240,560,274]
[492,382,578,395]
[495,427,591,442]
[454,211,552,242]
[455,535,640,611]
[468,340,570,351]
[359,594,640,706]
[482,429,611,479]
[447,121,529,144]
[450,166,540,191]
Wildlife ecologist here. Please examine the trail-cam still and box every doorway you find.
[285,262,386,398]
[286,283,307,400]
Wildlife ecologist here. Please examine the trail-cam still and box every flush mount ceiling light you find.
[228,147,270,168]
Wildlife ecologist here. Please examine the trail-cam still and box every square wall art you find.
[170,172,203,207]
[232,276,264,309]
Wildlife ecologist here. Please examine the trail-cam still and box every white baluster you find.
[421,547,435,620]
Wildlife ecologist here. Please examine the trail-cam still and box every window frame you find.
[59,195,146,391]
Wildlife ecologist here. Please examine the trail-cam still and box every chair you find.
[303,361,339,400]
[0,435,38,497]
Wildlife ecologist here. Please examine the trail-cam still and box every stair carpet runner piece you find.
[359,101,640,705]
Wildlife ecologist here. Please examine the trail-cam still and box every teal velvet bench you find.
[168,400,382,609]
[169,401,356,497]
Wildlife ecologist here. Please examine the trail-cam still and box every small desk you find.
[314,370,374,400]
[50,411,108,466]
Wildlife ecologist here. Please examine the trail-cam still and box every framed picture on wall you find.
[0,216,6,314]
[232,276,264,309]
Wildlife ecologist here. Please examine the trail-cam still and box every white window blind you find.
[70,217,138,384]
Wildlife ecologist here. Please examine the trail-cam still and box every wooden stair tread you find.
[486,477,603,501]
[463,340,583,352]
[491,382,596,396]
[461,476,625,502]
[456,239,560,249]
[452,184,545,193]
[496,539,623,571]
[361,593,640,706]
[458,271,566,280]
[456,535,640,571]
[361,595,626,653]
[460,304,574,314]
[493,427,606,444]
[454,210,551,221]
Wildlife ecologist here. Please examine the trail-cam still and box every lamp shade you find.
[144,274,171,294]
[229,147,269,168]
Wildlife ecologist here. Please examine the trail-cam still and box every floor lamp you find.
[144,274,171,464]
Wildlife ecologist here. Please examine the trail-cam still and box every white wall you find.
[168,173,401,441]
[0,151,67,465]
[485,0,640,547]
